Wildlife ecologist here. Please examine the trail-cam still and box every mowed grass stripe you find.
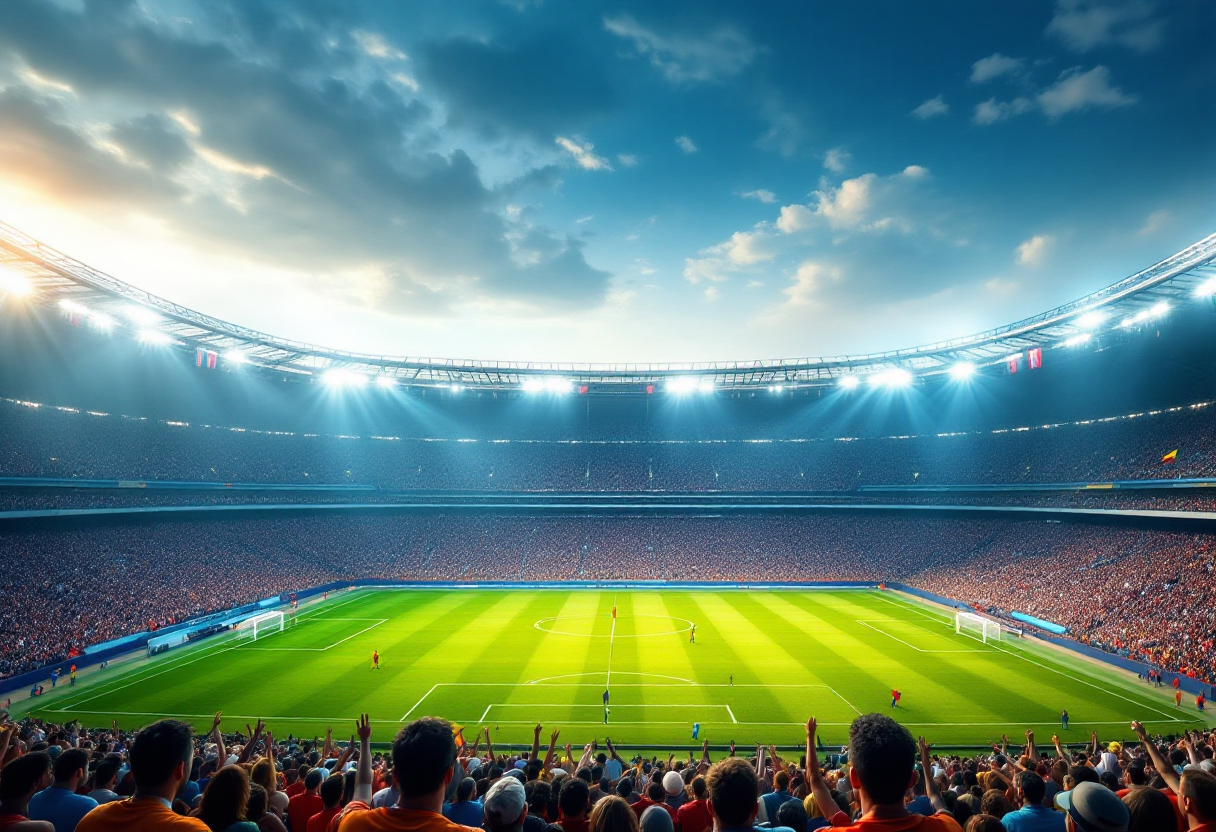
[31,589,1215,746]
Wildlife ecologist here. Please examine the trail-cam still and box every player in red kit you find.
[372,650,380,670]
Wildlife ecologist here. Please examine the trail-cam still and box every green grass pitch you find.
[26,588,1212,748]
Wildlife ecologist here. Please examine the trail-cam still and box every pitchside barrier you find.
[3,579,1214,699]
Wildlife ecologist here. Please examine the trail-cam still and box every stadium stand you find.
[5,397,1216,492]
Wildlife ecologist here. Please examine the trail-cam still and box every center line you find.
[607,593,618,691]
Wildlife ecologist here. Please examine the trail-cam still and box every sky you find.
[0,0,1212,364]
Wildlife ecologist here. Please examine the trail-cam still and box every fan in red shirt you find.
[630,783,676,826]
[288,769,326,832]
[675,777,711,832]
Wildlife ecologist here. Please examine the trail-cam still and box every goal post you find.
[955,611,1001,643]
[237,611,285,641]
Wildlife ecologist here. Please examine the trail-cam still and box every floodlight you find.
[375,375,396,389]
[697,379,715,394]
[59,299,88,315]
[137,329,172,345]
[224,351,248,365]
[1149,301,1169,317]
[521,378,545,393]
[948,362,975,381]
[1196,277,1216,298]
[545,377,573,394]
[1122,302,1169,327]
[449,383,463,393]
[124,305,162,326]
[1061,333,1091,347]
[769,384,784,393]
[0,271,32,296]
[869,368,912,388]
[90,312,115,330]
[667,377,699,394]
[322,369,369,388]
[838,375,860,389]
[1074,310,1107,329]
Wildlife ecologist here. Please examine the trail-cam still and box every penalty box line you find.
[401,683,858,723]
[236,619,388,652]
[869,593,1189,724]
[482,703,737,724]
[52,592,374,712]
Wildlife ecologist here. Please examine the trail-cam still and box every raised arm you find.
[530,725,542,766]
[324,727,333,761]
[1131,722,1180,794]
[1025,730,1038,763]
[577,743,595,772]
[806,720,842,822]
[236,720,265,766]
[265,731,278,800]
[1051,734,1066,761]
[211,712,227,768]
[485,728,495,767]
[334,734,356,770]
[919,737,946,814]
[544,730,560,772]
[768,745,784,774]
[700,740,710,767]
[353,715,373,805]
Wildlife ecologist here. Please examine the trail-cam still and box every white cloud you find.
[1015,234,1054,266]
[740,189,776,203]
[574,215,594,224]
[911,95,949,119]
[1038,65,1137,117]
[675,135,698,154]
[390,73,420,93]
[704,286,721,302]
[617,153,639,167]
[970,53,1025,84]
[746,279,765,288]
[352,30,407,61]
[776,166,932,235]
[823,148,851,173]
[782,261,841,309]
[603,15,757,83]
[1137,209,1169,237]
[555,136,613,171]
[1046,0,1164,53]
[972,96,1033,125]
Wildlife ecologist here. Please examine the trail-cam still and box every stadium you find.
[1,3,1215,832]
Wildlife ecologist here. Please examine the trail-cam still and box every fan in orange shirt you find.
[337,714,480,832]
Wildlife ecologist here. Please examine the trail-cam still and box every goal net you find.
[956,612,1001,643]
[237,611,285,642]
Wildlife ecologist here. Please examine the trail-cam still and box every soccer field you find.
[27,588,1211,748]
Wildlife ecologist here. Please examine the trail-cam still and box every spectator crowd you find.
[0,710,1214,832]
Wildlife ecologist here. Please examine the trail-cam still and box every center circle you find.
[534,614,694,638]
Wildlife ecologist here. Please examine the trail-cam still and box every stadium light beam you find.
[224,350,248,365]
[322,369,370,388]
[137,329,173,345]
[769,384,784,393]
[1196,277,1216,298]
[375,375,396,389]
[1060,333,1092,347]
[1073,310,1107,329]
[838,375,860,390]
[947,362,975,381]
[868,368,912,388]
[90,312,115,331]
[124,305,162,326]
[667,377,699,394]
[0,271,32,296]
[59,299,88,315]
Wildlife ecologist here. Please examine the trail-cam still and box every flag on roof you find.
[1162,449,1178,464]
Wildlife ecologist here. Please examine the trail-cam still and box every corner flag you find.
[1163,450,1178,464]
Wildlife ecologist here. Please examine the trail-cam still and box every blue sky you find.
[0,0,1211,362]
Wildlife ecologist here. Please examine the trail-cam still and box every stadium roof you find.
[1,219,1215,393]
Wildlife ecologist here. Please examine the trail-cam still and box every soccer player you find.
[69,664,77,686]
[603,689,610,706]
[890,689,901,708]
[1176,689,1184,708]
[1199,693,1207,712]
[50,668,59,688]
[1060,709,1068,730]
[604,706,609,725]
[689,625,696,643]
[729,674,733,686]
[372,650,380,670]
[691,723,700,740]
